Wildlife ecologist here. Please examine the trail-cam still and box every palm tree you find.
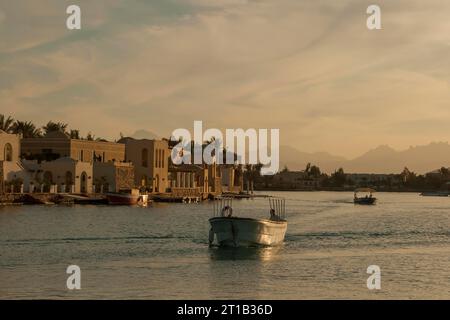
[11,120,42,138]
[309,165,321,178]
[0,114,14,132]
[305,162,311,175]
[86,132,95,141]
[244,163,263,193]
[42,121,68,135]
[70,129,80,139]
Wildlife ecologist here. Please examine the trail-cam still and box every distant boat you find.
[420,191,449,197]
[354,188,377,205]
[209,197,287,247]
[106,189,148,205]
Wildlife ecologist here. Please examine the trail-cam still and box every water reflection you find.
[209,245,283,261]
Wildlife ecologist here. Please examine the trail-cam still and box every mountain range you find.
[280,142,450,174]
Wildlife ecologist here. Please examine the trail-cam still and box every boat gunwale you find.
[209,216,287,225]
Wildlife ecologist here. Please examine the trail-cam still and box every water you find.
[0,192,449,299]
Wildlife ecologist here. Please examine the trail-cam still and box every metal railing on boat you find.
[213,197,233,217]
[269,197,286,220]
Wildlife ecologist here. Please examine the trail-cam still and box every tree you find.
[0,114,14,132]
[86,132,95,141]
[70,129,80,139]
[439,167,449,177]
[305,162,311,175]
[43,121,68,135]
[331,167,346,187]
[11,121,42,138]
[244,163,263,193]
[309,165,321,178]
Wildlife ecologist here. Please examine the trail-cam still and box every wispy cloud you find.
[1,0,450,156]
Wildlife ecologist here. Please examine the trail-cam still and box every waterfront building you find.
[221,165,244,193]
[21,131,125,163]
[270,170,321,190]
[93,161,135,193]
[118,137,169,193]
[207,163,222,195]
[168,164,208,199]
[22,158,93,193]
[346,173,401,188]
[0,130,26,193]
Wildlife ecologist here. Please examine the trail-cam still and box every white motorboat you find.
[209,197,288,247]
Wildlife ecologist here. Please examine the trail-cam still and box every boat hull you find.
[106,193,140,205]
[209,217,287,247]
[354,197,377,205]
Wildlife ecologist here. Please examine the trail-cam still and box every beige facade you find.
[0,130,25,193]
[0,130,20,162]
[93,161,135,193]
[118,137,169,193]
[221,165,244,193]
[21,131,125,163]
[169,164,209,198]
[22,158,93,193]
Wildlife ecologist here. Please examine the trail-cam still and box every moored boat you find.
[209,197,288,247]
[106,188,148,205]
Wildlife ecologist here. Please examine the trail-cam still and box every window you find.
[155,148,159,168]
[157,149,161,168]
[4,143,12,161]
[142,148,148,167]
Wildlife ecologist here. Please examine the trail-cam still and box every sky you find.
[1,0,450,158]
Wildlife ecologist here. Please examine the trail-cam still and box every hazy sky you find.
[1,0,450,158]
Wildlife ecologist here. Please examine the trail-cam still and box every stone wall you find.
[0,161,4,194]
[116,166,135,191]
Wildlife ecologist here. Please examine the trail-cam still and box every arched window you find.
[80,171,87,193]
[142,148,148,167]
[4,143,12,162]
[65,171,73,192]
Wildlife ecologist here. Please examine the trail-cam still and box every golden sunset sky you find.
[1,0,450,158]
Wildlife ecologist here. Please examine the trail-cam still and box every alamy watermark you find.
[66,4,381,31]
[66,265,81,290]
[170,121,279,175]
[366,265,381,290]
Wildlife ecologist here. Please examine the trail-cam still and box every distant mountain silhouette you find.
[280,145,346,173]
[280,142,450,174]
[130,129,159,140]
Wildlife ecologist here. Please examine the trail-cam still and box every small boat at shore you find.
[209,197,287,247]
[354,188,377,205]
[106,189,148,206]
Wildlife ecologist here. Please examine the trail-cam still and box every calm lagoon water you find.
[0,191,449,299]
